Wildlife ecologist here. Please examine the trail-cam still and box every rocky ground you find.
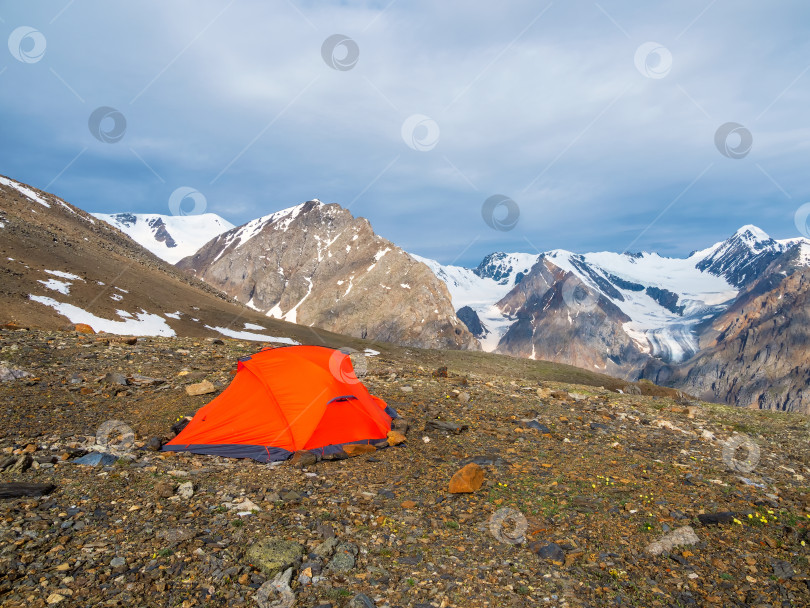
[1,328,810,607]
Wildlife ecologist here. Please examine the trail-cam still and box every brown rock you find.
[343,444,377,456]
[185,380,216,396]
[448,463,484,494]
[289,450,318,468]
[401,500,417,509]
[74,323,95,334]
[391,418,409,435]
[155,481,175,498]
[386,431,407,446]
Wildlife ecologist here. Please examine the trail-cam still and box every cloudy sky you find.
[2,1,809,266]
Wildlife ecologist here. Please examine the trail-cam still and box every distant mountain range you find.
[46,182,810,413]
[91,212,234,264]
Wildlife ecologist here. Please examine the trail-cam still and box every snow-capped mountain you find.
[176,200,478,351]
[0,174,306,344]
[421,225,809,367]
[409,252,536,350]
[647,242,810,413]
[693,224,801,287]
[92,212,234,264]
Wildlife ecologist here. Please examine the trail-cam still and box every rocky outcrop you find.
[495,258,649,378]
[177,201,478,351]
[456,306,487,339]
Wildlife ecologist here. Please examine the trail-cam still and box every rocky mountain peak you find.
[177,200,479,351]
[694,225,786,288]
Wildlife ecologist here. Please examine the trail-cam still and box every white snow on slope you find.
[93,212,235,264]
[0,176,50,208]
[410,252,538,351]
[29,295,176,336]
[38,279,72,295]
[212,201,322,263]
[45,269,82,281]
[203,325,299,344]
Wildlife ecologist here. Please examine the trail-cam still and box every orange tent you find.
[163,345,396,462]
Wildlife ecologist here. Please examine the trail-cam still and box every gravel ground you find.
[1,328,810,607]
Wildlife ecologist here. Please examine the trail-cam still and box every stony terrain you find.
[2,327,810,607]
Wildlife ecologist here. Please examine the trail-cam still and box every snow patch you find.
[29,295,176,337]
[203,325,299,344]
[164,311,182,320]
[37,279,71,295]
[243,322,265,331]
[0,176,50,207]
[45,270,82,281]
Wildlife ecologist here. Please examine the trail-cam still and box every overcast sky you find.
[2,1,809,266]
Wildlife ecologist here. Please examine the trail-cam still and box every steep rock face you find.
[645,245,810,413]
[456,306,487,338]
[177,201,478,350]
[695,225,790,287]
[495,258,649,378]
[473,252,537,285]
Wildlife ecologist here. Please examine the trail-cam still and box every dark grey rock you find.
[424,420,468,434]
[528,540,565,562]
[348,593,376,608]
[327,541,358,573]
[72,452,117,466]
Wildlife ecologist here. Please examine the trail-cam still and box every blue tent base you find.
[162,403,400,463]
[161,436,397,463]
